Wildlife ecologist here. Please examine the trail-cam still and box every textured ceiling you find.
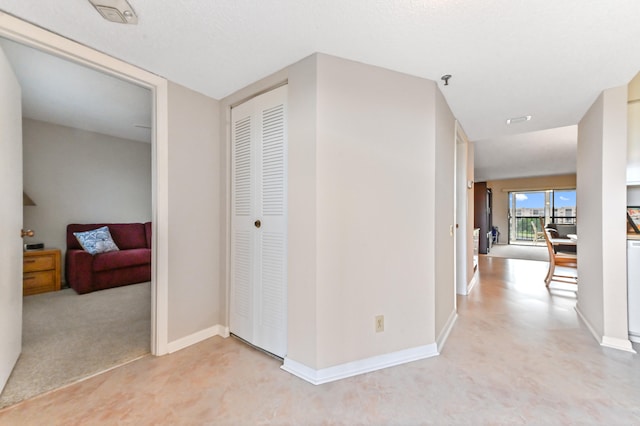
[0,0,639,179]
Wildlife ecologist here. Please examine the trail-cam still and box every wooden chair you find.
[542,220,577,287]
[531,220,546,245]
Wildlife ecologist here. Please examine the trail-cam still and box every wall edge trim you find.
[166,324,229,353]
[601,336,637,353]
[575,304,601,344]
[467,271,479,294]
[573,304,634,353]
[281,343,438,385]
[436,309,458,353]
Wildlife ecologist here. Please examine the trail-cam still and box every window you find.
[552,190,577,224]
[509,189,576,242]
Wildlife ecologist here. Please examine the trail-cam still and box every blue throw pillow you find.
[73,226,120,255]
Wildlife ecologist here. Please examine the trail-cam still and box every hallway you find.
[1,256,639,424]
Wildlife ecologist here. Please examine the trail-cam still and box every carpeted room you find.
[0,281,150,408]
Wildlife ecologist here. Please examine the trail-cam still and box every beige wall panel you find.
[167,82,222,342]
[576,85,630,350]
[314,54,436,368]
[434,87,456,341]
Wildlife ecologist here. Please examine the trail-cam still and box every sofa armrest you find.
[65,249,94,294]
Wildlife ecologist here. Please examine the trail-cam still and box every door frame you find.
[220,74,289,334]
[454,121,475,295]
[0,14,170,355]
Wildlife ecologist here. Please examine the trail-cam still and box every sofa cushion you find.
[73,226,120,255]
[92,248,152,272]
[547,223,577,238]
[108,223,148,249]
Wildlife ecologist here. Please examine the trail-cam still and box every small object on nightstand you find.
[23,249,61,296]
[24,242,45,251]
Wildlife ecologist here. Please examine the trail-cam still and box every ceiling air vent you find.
[89,0,138,24]
[506,115,531,125]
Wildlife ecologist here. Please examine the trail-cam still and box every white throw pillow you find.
[73,226,120,255]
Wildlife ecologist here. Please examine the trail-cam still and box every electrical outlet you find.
[375,315,384,333]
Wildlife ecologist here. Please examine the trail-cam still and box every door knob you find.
[254,220,261,229]
[21,229,34,238]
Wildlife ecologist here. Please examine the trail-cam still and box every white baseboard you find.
[467,272,478,294]
[436,309,458,353]
[629,332,640,344]
[602,335,636,353]
[166,324,229,353]
[281,343,438,385]
[575,305,636,353]
[575,304,599,342]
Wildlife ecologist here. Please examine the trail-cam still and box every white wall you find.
[576,86,633,351]
[313,54,438,369]
[22,118,151,280]
[166,82,222,342]
[434,88,457,343]
[286,56,319,366]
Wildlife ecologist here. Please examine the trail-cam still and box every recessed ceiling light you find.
[506,115,532,125]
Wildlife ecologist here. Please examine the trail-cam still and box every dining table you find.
[550,234,577,247]
[550,234,577,265]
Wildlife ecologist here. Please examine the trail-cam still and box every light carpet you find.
[487,243,549,262]
[0,282,150,409]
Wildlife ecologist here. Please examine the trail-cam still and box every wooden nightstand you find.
[23,249,61,296]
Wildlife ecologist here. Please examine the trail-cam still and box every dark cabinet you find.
[474,182,492,254]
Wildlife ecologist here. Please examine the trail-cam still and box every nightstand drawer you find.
[23,254,55,272]
[23,249,61,296]
[23,270,56,296]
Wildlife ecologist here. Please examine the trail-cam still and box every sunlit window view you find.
[508,189,576,243]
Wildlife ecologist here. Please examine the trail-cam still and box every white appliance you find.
[628,240,640,343]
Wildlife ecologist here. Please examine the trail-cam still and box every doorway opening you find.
[0,13,169,408]
[0,38,153,409]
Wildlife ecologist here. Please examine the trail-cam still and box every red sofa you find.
[66,223,152,294]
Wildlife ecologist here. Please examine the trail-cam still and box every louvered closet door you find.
[230,85,287,358]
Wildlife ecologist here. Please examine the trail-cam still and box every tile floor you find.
[1,256,639,425]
